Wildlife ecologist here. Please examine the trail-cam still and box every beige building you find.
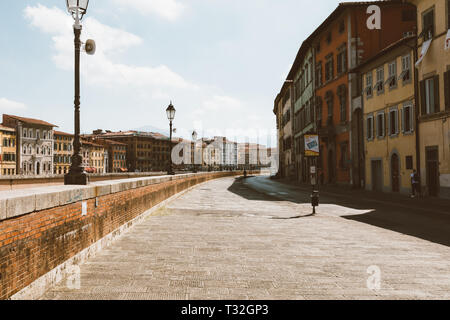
[2,114,56,176]
[0,125,17,176]
[408,0,450,198]
[81,140,105,174]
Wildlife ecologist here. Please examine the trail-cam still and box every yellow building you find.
[81,140,105,174]
[359,37,417,194]
[408,0,450,198]
[0,125,17,176]
[53,131,73,175]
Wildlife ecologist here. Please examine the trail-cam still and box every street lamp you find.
[192,130,198,173]
[64,0,90,185]
[166,102,176,175]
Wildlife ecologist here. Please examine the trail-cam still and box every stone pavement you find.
[41,176,450,300]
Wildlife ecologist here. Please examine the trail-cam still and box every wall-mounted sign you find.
[304,135,319,157]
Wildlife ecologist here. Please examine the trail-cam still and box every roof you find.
[81,140,104,148]
[351,35,416,72]
[2,114,58,127]
[93,138,127,146]
[87,130,171,140]
[54,130,74,137]
[0,125,16,132]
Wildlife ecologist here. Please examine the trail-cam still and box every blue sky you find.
[0,0,370,146]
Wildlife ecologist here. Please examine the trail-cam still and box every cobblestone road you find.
[41,176,450,300]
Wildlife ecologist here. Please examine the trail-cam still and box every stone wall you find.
[0,171,248,300]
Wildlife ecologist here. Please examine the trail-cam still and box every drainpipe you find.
[413,35,421,191]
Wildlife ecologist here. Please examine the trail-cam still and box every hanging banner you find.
[445,30,450,51]
[415,39,432,68]
[304,135,319,157]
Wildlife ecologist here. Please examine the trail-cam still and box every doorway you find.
[371,160,382,192]
[391,153,400,192]
[328,149,335,183]
[426,147,439,197]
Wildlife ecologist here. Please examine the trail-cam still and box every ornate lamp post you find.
[166,102,176,175]
[192,130,198,173]
[64,0,89,185]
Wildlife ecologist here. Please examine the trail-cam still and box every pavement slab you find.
[40,176,450,300]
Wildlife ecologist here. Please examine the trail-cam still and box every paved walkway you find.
[41,176,450,300]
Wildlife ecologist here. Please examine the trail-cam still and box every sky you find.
[0,0,375,147]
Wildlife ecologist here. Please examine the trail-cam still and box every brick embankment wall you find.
[0,171,253,300]
[0,172,167,191]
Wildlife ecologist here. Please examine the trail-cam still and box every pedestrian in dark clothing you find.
[411,169,420,198]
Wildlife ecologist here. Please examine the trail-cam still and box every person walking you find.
[411,169,420,198]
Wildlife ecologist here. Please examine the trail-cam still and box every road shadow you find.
[228,176,450,247]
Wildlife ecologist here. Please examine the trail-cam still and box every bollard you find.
[311,190,319,214]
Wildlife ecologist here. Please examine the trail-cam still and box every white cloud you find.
[0,98,27,112]
[112,0,185,21]
[22,4,270,144]
[24,4,195,91]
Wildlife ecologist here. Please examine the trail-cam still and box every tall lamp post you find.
[192,130,198,173]
[65,0,90,185]
[166,102,176,175]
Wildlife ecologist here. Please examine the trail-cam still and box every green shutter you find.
[420,80,426,115]
[434,75,440,113]
[444,71,450,111]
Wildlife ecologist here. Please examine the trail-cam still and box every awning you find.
[415,39,432,68]
[120,168,128,172]
[445,30,450,51]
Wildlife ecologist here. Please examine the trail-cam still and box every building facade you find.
[53,131,73,175]
[2,114,56,176]
[0,125,17,176]
[408,0,450,198]
[85,130,174,172]
[275,2,417,185]
[290,45,316,183]
[359,37,417,194]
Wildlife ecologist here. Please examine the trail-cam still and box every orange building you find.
[311,2,416,186]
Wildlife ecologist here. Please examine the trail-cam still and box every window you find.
[316,96,322,122]
[400,54,411,83]
[376,112,385,138]
[402,103,414,133]
[406,156,413,170]
[386,61,397,89]
[340,143,348,168]
[422,8,435,41]
[402,10,416,22]
[338,85,347,122]
[420,76,440,115]
[339,21,345,34]
[325,92,334,125]
[388,108,399,136]
[327,32,332,44]
[316,62,322,87]
[375,67,384,94]
[365,72,373,98]
[337,45,347,74]
[448,0,450,29]
[23,129,27,138]
[325,54,334,82]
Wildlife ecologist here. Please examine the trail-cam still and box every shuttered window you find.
[420,75,440,115]
[444,70,450,111]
